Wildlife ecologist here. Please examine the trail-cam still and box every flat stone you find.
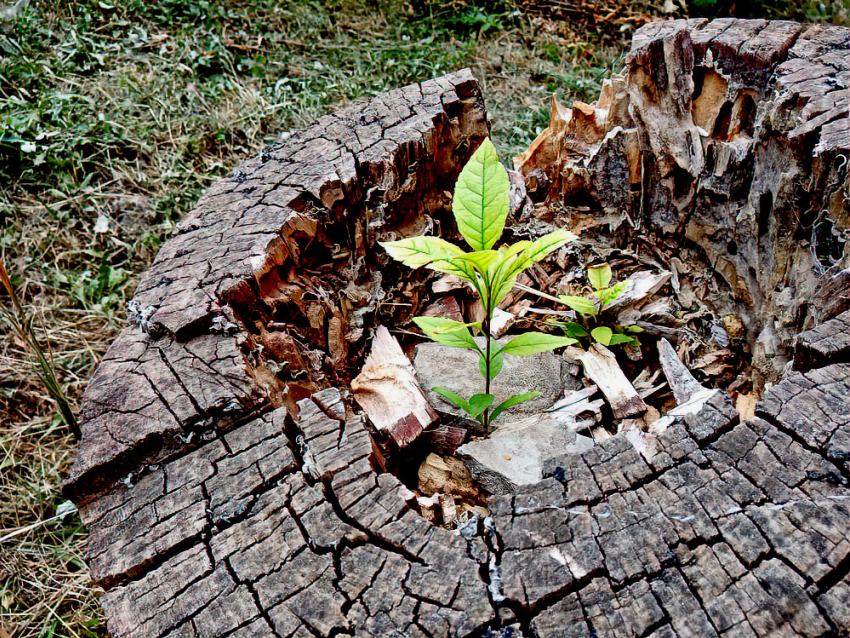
[457,402,596,494]
[414,338,563,417]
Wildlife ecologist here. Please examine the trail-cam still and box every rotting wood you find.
[519,18,850,386]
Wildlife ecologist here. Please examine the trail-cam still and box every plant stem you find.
[483,295,493,435]
[0,259,81,439]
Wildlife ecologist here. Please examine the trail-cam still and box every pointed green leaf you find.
[379,236,464,269]
[591,326,613,345]
[467,393,495,418]
[449,250,501,275]
[594,281,629,309]
[487,229,576,309]
[499,332,578,356]
[525,228,577,263]
[380,236,474,281]
[607,333,636,346]
[452,137,510,251]
[478,350,504,380]
[559,295,598,317]
[431,386,471,414]
[625,324,644,333]
[413,317,481,352]
[587,263,612,291]
[490,273,519,310]
[562,321,590,339]
[490,391,541,423]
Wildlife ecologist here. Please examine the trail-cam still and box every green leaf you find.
[489,273,519,311]
[525,228,577,263]
[499,332,578,356]
[413,316,481,352]
[591,326,613,345]
[467,393,495,418]
[562,321,590,339]
[379,236,464,269]
[452,137,510,251]
[479,350,504,380]
[487,229,576,309]
[596,280,629,309]
[559,295,598,317]
[607,333,636,346]
[490,391,541,423]
[449,250,501,275]
[431,386,471,414]
[587,263,612,291]
[625,324,644,333]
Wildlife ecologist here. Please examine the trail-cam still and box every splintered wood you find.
[657,337,707,404]
[351,325,436,448]
[579,344,647,419]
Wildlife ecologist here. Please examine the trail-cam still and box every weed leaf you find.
[413,316,480,352]
[591,326,613,345]
[524,228,576,263]
[432,386,471,413]
[562,321,590,339]
[467,393,495,418]
[450,250,501,274]
[587,263,612,291]
[490,391,541,423]
[597,280,628,309]
[479,350,504,380]
[453,137,509,251]
[379,236,467,278]
[559,295,598,317]
[608,333,636,346]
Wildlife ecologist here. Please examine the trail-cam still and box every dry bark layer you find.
[519,18,850,384]
[66,21,850,638]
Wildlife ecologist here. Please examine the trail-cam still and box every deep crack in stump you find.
[66,21,850,638]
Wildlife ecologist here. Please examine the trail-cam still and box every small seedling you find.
[556,263,643,348]
[381,138,578,433]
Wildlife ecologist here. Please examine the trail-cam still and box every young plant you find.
[557,263,643,348]
[380,138,578,433]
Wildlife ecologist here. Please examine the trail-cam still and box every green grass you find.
[2,0,846,635]
[0,1,621,635]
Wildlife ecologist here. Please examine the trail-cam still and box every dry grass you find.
[0,2,623,635]
[3,0,844,635]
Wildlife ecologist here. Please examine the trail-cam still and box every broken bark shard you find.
[658,337,708,404]
[351,325,436,449]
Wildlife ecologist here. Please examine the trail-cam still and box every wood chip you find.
[351,326,436,449]
[657,338,706,404]
[604,270,671,311]
[578,344,647,419]
[490,308,516,338]
[421,295,464,323]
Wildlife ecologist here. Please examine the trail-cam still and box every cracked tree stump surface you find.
[65,23,850,638]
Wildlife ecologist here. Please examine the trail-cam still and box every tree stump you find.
[66,21,850,638]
